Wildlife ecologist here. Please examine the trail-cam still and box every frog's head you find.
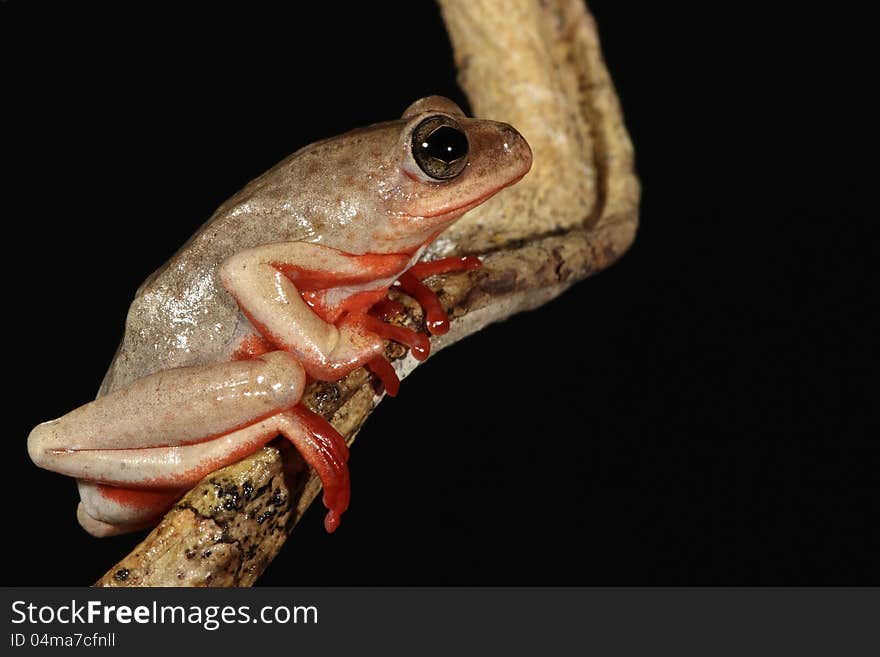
[388,95,532,235]
[298,95,532,254]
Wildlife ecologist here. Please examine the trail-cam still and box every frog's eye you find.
[410,115,469,181]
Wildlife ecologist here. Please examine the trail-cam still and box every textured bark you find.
[95,0,639,587]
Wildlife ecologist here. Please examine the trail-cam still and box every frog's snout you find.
[492,121,533,182]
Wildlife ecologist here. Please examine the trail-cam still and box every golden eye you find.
[411,115,469,181]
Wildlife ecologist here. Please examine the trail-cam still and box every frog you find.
[27,95,532,538]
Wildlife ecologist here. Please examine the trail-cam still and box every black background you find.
[3,2,875,585]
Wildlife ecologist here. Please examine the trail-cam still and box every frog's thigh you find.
[28,351,306,480]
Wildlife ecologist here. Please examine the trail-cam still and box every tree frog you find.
[27,96,532,537]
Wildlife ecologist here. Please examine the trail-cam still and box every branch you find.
[95,0,639,587]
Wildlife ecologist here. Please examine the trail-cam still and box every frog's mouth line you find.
[404,172,528,221]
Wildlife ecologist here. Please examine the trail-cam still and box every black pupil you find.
[420,126,468,164]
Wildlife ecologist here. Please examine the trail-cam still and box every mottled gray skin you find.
[99,96,531,395]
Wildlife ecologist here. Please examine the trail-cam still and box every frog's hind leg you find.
[69,415,289,537]
[28,351,350,536]
[72,404,349,536]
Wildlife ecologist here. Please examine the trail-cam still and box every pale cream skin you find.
[27,96,532,536]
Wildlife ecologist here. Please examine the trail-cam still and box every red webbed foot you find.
[406,255,483,280]
[364,255,482,396]
[283,405,350,533]
[358,314,430,361]
[369,297,406,321]
[402,256,482,336]
[366,356,400,397]
[356,314,427,397]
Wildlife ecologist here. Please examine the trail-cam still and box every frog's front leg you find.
[219,242,415,381]
[28,351,350,536]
